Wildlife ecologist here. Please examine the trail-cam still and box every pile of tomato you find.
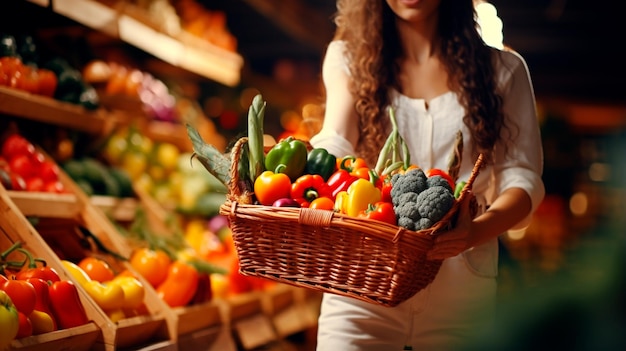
[0,133,67,193]
[1,242,90,348]
[0,56,57,98]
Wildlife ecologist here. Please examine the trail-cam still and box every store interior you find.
[1,0,625,350]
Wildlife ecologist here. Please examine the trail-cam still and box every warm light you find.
[506,228,526,240]
[239,88,261,110]
[569,192,588,216]
[588,162,611,182]
[475,1,504,49]
[280,110,303,132]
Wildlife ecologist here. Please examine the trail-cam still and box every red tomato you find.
[18,65,39,94]
[2,134,34,159]
[31,151,45,169]
[36,68,57,97]
[9,172,26,190]
[25,177,44,192]
[39,160,60,182]
[9,154,36,179]
[44,180,65,193]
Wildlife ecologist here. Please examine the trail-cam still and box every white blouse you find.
[311,40,545,228]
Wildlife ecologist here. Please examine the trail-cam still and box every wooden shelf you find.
[51,0,243,87]
[0,86,125,135]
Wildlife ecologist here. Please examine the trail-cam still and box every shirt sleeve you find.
[492,50,546,229]
[309,41,357,158]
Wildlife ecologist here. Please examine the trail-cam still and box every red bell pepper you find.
[326,169,358,198]
[14,248,61,283]
[0,278,36,316]
[291,174,332,207]
[48,280,89,329]
[357,201,397,225]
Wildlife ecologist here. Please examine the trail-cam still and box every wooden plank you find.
[262,285,309,338]
[8,191,81,219]
[9,323,100,351]
[0,86,119,135]
[52,0,119,37]
[217,293,278,350]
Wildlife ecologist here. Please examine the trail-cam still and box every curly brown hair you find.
[330,0,505,166]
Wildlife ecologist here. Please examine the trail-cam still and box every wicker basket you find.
[220,137,485,307]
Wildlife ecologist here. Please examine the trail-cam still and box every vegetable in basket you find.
[357,201,396,225]
[305,147,337,181]
[290,174,333,208]
[326,168,359,197]
[342,173,382,217]
[338,156,370,179]
[264,136,308,181]
[254,169,292,206]
[391,169,456,231]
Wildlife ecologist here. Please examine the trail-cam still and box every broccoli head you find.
[397,216,417,231]
[390,168,427,201]
[392,191,419,207]
[426,175,453,193]
[416,185,455,224]
[395,201,420,221]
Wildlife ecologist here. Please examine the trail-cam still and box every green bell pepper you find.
[304,148,337,181]
[264,136,308,181]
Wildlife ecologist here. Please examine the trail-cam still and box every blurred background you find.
[3,0,625,348]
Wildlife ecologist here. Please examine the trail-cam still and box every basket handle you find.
[462,153,485,193]
[298,207,334,228]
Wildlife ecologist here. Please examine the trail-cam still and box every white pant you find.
[316,240,498,351]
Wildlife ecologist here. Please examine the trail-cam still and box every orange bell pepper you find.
[156,261,199,308]
[253,169,292,206]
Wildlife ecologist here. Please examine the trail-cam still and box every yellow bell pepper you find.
[345,177,381,217]
[109,276,145,309]
[334,191,348,214]
[83,280,125,311]
[62,260,126,311]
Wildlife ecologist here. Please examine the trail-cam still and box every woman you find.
[309,0,545,350]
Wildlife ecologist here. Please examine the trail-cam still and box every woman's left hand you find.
[426,194,477,260]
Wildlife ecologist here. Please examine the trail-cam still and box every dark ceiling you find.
[211,0,625,106]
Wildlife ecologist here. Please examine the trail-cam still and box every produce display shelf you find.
[1,167,174,350]
[51,0,243,87]
[0,86,125,136]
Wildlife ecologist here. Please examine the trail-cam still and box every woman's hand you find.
[427,194,477,260]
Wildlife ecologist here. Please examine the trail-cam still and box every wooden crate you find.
[0,193,101,351]
[261,285,312,339]
[91,183,235,344]
[1,175,172,350]
[216,292,278,350]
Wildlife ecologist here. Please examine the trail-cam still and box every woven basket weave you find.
[219,137,485,307]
